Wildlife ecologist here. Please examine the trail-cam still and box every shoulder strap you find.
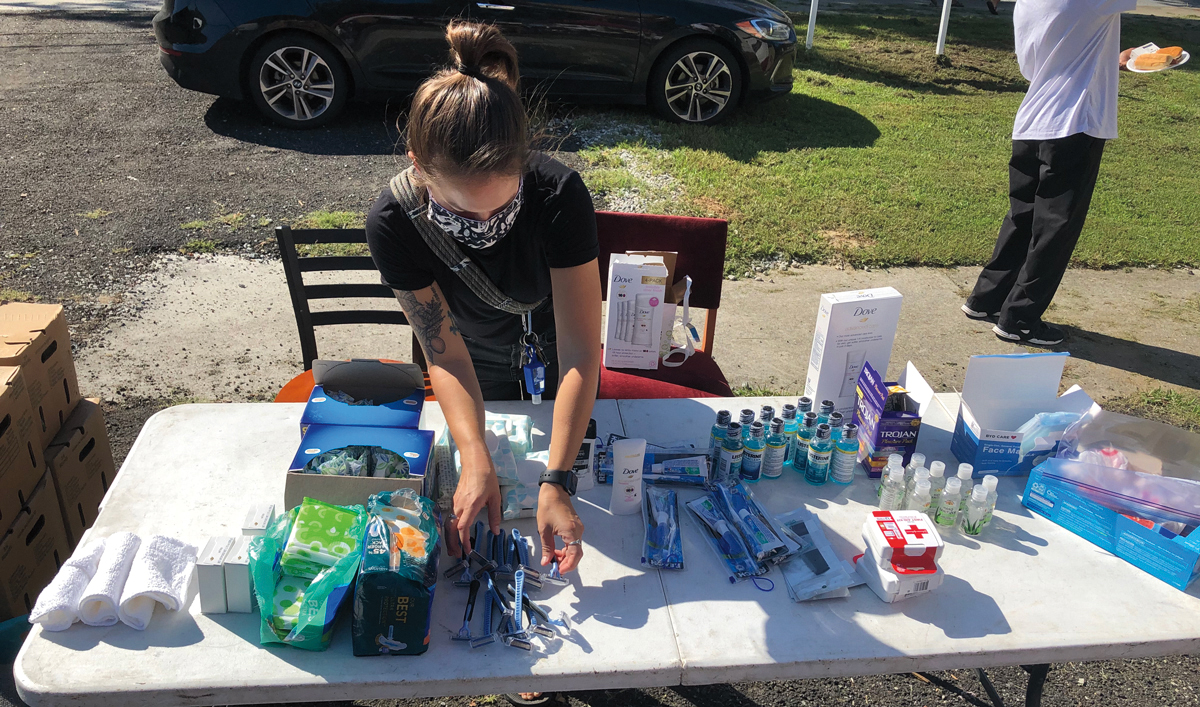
[390,168,545,316]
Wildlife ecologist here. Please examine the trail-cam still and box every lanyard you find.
[662,276,698,368]
[520,311,545,404]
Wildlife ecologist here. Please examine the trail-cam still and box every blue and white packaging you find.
[300,360,425,434]
[285,424,434,510]
[950,353,1093,476]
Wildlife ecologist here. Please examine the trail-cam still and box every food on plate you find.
[1156,46,1184,62]
[1133,53,1173,71]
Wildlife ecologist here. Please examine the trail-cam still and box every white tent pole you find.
[935,0,952,55]
[806,0,819,50]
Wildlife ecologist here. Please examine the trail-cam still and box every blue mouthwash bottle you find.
[791,412,818,474]
[780,404,799,464]
[828,411,844,442]
[741,422,765,483]
[817,400,835,425]
[762,418,788,479]
[758,405,775,433]
[805,423,833,485]
[708,410,731,468]
[830,423,860,484]
[738,409,755,442]
[717,422,743,486]
[796,396,813,415]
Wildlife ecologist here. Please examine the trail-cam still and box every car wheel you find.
[648,39,743,125]
[247,33,349,129]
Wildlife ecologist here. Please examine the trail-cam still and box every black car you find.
[153,0,796,128]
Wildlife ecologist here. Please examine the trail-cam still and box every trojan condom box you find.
[804,288,903,416]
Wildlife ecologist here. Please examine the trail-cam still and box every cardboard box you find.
[43,398,115,548]
[300,360,425,435]
[804,288,903,416]
[285,424,434,510]
[0,472,70,621]
[0,366,46,530]
[1023,462,1200,590]
[951,353,1094,476]
[603,254,669,370]
[197,536,236,614]
[224,535,255,613]
[0,304,81,448]
[853,361,936,478]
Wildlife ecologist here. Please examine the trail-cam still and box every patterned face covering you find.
[426,178,524,249]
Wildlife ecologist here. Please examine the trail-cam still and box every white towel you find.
[28,539,107,632]
[78,532,141,626]
[118,535,197,631]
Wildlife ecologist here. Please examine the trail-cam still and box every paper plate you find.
[1128,50,1190,73]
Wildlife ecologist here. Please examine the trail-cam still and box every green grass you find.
[0,288,37,302]
[733,384,789,397]
[573,12,1200,274]
[180,219,211,230]
[1104,388,1200,432]
[180,238,218,254]
[81,208,111,219]
[293,210,369,256]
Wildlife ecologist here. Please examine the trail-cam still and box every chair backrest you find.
[594,211,728,352]
[275,225,421,371]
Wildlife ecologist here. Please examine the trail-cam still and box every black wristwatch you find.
[539,469,578,496]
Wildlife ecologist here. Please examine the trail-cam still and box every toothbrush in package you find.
[686,495,767,582]
[716,483,787,562]
[642,486,684,570]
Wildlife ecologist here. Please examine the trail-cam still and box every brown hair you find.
[405,21,529,182]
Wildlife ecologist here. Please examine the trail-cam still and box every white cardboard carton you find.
[804,288,903,415]
[197,536,235,614]
[223,536,254,614]
[603,254,668,370]
[242,504,275,536]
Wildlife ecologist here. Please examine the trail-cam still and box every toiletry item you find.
[29,539,106,632]
[78,532,141,627]
[281,499,365,579]
[645,455,712,486]
[862,510,945,570]
[604,253,668,369]
[642,486,684,570]
[717,423,744,485]
[982,474,999,527]
[609,438,647,515]
[879,466,906,510]
[243,504,276,536]
[762,418,788,479]
[828,412,844,441]
[741,422,765,482]
[224,536,254,613]
[804,288,903,415]
[631,294,654,347]
[960,484,989,536]
[775,508,857,601]
[709,410,732,466]
[906,467,930,509]
[781,404,800,463]
[758,406,775,432]
[118,535,199,631]
[716,483,787,562]
[572,418,598,492]
[817,400,835,425]
[877,453,905,500]
[805,424,833,486]
[935,477,962,529]
[957,463,975,513]
[830,423,859,484]
[792,412,818,474]
[906,453,926,484]
[928,461,946,511]
[738,409,756,440]
[906,479,932,514]
[197,536,236,614]
[796,396,813,414]
[685,495,766,581]
[840,349,868,398]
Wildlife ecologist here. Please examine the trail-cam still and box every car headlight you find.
[736,18,794,42]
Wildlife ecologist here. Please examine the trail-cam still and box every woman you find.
[366,22,597,588]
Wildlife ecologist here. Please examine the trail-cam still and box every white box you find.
[242,504,275,536]
[223,536,254,614]
[603,254,668,370]
[197,536,236,614]
[862,510,943,570]
[855,547,944,603]
[804,288,903,415]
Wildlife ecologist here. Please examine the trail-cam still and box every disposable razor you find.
[523,593,572,633]
[542,560,569,586]
[494,527,515,581]
[503,569,532,641]
[512,529,543,585]
[469,579,497,649]
[503,584,559,638]
[451,578,480,643]
[491,583,532,651]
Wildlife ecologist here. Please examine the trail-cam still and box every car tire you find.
[648,39,743,125]
[247,33,349,129]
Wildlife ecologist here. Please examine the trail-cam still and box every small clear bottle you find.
[708,410,732,467]
[905,478,932,514]
[762,418,788,479]
[878,466,907,511]
[959,484,990,536]
[935,476,963,530]
[796,396,813,415]
[738,409,756,441]
[906,453,926,484]
[805,423,833,485]
[828,411,845,442]
[830,423,860,485]
[981,474,999,527]
[791,412,818,474]
[816,399,835,425]
[956,463,975,513]
[780,404,800,464]
[906,467,931,510]
[741,422,765,483]
[717,422,743,486]
[927,461,947,513]
[878,453,905,500]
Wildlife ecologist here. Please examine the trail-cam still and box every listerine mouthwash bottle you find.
[796,396,813,415]
[762,418,788,479]
[738,409,755,442]
[780,404,799,464]
[758,405,775,433]
[959,484,989,536]
[878,465,906,510]
[805,423,833,485]
[717,423,743,486]
[830,422,859,484]
[935,477,963,530]
[828,411,844,442]
[741,422,765,483]
[708,410,731,468]
[791,412,818,475]
[816,400,835,425]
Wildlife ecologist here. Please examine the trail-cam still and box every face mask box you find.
[853,361,936,478]
[603,254,669,370]
[804,288,903,416]
[0,365,47,532]
[300,360,425,436]
[0,303,81,449]
[951,353,1094,476]
[286,425,433,510]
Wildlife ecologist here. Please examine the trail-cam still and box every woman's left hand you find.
[537,483,585,573]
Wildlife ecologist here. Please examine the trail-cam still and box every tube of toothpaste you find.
[716,483,787,562]
[685,495,766,582]
[642,486,684,570]
[644,455,712,487]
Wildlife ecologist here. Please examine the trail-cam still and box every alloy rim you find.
[259,46,335,121]
[663,51,733,123]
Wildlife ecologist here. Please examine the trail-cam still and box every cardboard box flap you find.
[0,303,64,355]
[312,360,424,404]
[962,353,1069,410]
[856,361,892,415]
[898,362,937,412]
[626,251,679,303]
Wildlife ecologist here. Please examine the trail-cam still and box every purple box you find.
[852,361,924,479]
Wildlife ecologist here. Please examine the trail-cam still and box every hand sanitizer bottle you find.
[741,422,765,483]
[878,453,905,500]
[805,423,833,485]
[816,400,835,425]
[762,418,788,479]
[830,422,860,484]
[928,461,946,511]
[956,463,975,513]
[982,474,999,527]
[780,404,799,464]
[935,477,963,530]
[796,396,813,415]
[906,453,926,484]
[828,412,844,442]
[791,412,818,474]
[905,478,932,514]
[738,409,755,441]
[878,466,906,510]
[959,484,990,536]
[717,422,743,486]
[709,410,731,467]
[906,467,930,510]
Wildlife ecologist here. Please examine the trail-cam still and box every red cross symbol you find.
[905,524,929,539]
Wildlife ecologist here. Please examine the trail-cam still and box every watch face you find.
[565,470,578,495]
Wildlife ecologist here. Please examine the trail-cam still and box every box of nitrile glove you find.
[300,360,425,435]
[286,424,433,510]
[853,361,935,478]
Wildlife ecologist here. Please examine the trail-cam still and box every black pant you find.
[463,329,560,401]
[968,133,1106,331]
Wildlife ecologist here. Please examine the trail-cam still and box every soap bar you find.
[198,536,236,614]
[242,504,276,536]
[223,536,254,613]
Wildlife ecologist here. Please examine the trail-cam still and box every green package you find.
[280,497,366,578]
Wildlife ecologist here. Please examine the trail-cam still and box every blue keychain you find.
[520,312,545,405]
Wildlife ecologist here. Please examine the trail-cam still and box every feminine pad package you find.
[280,498,367,579]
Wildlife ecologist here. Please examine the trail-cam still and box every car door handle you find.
[476,2,515,9]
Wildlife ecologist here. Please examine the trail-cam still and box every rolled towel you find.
[118,535,197,631]
[28,539,107,631]
[79,532,141,627]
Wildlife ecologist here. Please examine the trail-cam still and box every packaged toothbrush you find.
[715,483,787,562]
[644,455,712,487]
[742,484,801,563]
[685,495,767,582]
[774,508,856,601]
[642,486,684,570]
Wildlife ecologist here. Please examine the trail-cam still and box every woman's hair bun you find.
[446,21,520,91]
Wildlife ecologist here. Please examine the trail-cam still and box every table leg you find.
[1021,664,1051,707]
[976,667,1005,707]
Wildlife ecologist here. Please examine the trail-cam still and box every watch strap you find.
[539,469,577,496]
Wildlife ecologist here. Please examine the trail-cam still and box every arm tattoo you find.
[396,288,457,356]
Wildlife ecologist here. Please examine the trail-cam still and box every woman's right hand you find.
[447,447,503,557]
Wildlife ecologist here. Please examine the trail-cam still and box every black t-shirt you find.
[366,155,599,347]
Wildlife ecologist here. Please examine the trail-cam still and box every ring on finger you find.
[566,539,583,547]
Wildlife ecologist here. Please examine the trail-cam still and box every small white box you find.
[223,536,254,613]
[855,547,944,603]
[197,536,236,614]
[804,287,903,415]
[603,254,668,370]
[242,504,275,536]
[862,510,944,571]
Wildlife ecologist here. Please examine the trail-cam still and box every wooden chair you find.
[273,225,429,402]
[595,211,734,399]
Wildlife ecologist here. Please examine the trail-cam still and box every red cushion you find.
[598,350,734,399]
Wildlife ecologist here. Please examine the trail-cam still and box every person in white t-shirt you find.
[962,0,1136,346]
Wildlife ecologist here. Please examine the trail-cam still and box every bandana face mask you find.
[426,178,523,249]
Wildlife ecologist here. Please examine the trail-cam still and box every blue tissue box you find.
[299,360,425,434]
[301,384,424,432]
[285,424,435,510]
